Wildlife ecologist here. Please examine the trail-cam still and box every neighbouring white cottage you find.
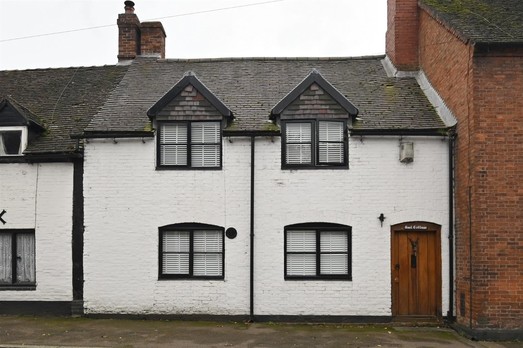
[0,68,127,314]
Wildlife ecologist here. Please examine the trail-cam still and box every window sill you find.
[158,276,224,281]
[281,165,348,170]
[156,166,222,171]
[0,285,36,291]
[285,276,352,281]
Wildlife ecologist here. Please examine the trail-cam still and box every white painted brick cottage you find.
[1,1,455,321]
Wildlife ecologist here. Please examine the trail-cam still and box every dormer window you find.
[0,98,44,157]
[0,127,27,156]
[158,121,221,168]
[270,70,358,169]
[147,72,233,170]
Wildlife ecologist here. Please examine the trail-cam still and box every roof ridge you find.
[156,55,386,63]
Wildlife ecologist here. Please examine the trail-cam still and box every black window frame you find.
[0,130,23,156]
[156,120,223,170]
[158,223,225,280]
[281,119,348,169]
[284,223,352,280]
[0,229,36,290]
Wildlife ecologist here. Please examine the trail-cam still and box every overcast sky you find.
[0,0,387,70]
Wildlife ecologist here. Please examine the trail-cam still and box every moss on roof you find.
[0,65,128,153]
[420,0,523,44]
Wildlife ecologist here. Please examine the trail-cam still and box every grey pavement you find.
[0,316,521,348]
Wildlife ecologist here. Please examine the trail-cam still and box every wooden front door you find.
[391,222,441,317]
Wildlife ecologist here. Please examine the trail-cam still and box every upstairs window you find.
[159,223,224,279]
[0,229,36,289]
[0,130,23,156]
[157,121,221,169]
[284,223,351,280]
[283,120,347,168]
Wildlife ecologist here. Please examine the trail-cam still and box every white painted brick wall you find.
[0,163,74,301]
[83,135,449,316]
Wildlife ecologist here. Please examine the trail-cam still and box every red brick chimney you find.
[117,1,166,62]
[386,0,419,71]
[141,22,166,58]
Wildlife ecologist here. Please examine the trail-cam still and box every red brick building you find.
[386,0,523,339]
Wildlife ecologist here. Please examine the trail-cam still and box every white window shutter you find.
[318,121,344,164]
[286,230,316,276]
[193,231,223,276]
[286,123,312,164]
[191,122,220,167]
[162,231,190,274]
[320,231,348,275]
[160,124,188,165]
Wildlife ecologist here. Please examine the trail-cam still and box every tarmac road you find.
[0,316,520,348]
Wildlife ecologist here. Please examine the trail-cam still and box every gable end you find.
[147,73,232,120]
[271,70,359,119]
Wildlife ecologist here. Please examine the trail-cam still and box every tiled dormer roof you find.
[86,56,445,135]
[0,96,45,131]
[0,65,128,154]
[420,0,523,45]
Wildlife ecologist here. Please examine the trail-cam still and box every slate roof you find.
[420,0,523,44]
[0,65,128,153]
[87,56,445,134]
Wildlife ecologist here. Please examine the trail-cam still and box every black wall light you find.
[378,213,386,227]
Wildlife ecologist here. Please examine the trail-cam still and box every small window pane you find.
[161,124,187,143]
[163,254,189,274]
[191,145,220,167]
[161,145,187,165]
[287,230,316,252]
[320,254,348,275]
[318,121,343,142]
[320,231,348,252]
[318,143,344,163]
[286,144,312,164]
[287,254,316,276]
[286,123,311,143]
[191,122,220,143]
[16,233,35,283]
[194,231,222,252]
[0,234,13,284]
[194,254,222,276]
[163,231,190,252]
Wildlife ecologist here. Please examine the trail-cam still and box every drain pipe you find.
[249,135,255,321]
[447,131,456,320]
[223,130,279,322]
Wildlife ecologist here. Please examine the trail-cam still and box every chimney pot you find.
[124,1,135,14]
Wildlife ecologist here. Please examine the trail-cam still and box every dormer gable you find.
[0,97,45,156]
[270,69,358,127]
[147,72,233,123]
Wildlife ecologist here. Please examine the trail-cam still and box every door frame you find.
[391,221,442,317]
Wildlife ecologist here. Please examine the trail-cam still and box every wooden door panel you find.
[391,222,441,317]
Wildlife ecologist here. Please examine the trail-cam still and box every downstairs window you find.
[285,223,351,280]
[159,223,224,279]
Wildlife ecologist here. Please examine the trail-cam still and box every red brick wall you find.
[469,51,523,329]
[418,9,474,327]
[418,8,523,329]
[386,0,419,70]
